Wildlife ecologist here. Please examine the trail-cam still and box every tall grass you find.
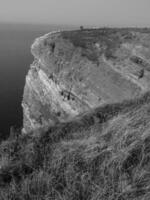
[0,92,150,199]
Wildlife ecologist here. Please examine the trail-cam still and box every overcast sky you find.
[0,0,150,27]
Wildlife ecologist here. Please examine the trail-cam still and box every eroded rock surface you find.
[22,28,150,133]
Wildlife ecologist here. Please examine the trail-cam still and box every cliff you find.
[1,28,150,199]
[22,28,150,133]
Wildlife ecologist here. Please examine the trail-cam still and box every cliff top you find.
[32,27,150,63]
[61,27,150,61]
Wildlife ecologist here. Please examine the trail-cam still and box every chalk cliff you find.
[22,28,150,133]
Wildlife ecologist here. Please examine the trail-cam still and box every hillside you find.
[1,28,150,199]
[22,28,150,133]
[0,92,150,199]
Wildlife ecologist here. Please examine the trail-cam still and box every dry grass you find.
[1,92,150,199]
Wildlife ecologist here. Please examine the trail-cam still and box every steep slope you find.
[22,28,150,133]
[1,92,150,199]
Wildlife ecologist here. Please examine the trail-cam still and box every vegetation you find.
[61,29,121,63]
[0,92,150,199]
[61,28,150,64]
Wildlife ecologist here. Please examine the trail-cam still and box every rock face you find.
[22,28,150,133]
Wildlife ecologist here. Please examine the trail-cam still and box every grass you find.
[1,92,150,199]
[61,29,120,63]
[61,28,134,63]
[61,28,150,64]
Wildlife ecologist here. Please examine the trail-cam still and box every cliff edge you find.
[22,28,150,133]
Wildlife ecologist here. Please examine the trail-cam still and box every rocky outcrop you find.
[22,28,150,133]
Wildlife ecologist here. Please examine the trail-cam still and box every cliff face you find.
[22,28,150,133]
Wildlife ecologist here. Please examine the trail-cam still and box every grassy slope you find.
[1,92,150,199]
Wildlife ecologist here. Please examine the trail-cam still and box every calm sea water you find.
[0,23,71,137]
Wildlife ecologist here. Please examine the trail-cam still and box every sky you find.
[0,0,150,27]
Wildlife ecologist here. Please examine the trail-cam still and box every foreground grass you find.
[1,92,150,199]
